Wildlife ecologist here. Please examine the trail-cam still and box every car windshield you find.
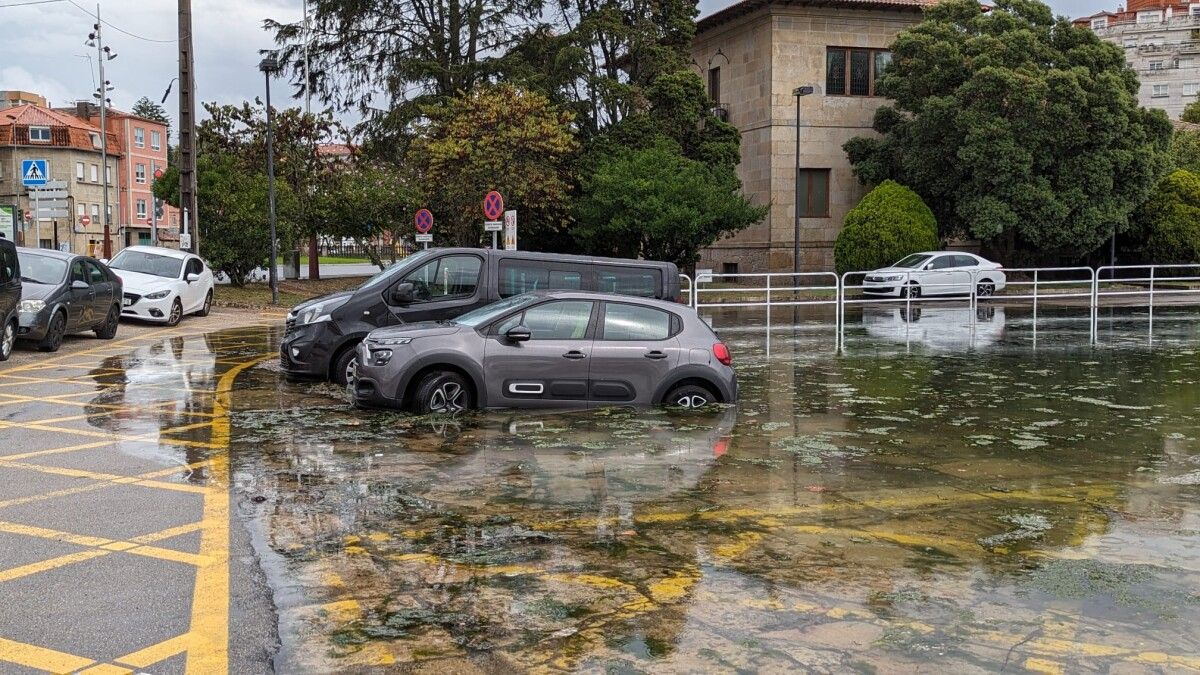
[110,250,183,278]
[453,294,540,328]
[357,249,434,292]
[893,254,932,269]
[17,252,67,285]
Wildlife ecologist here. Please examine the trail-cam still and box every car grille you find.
[279,343,290,368]
[285,315,296,333]
[123,292,141,307]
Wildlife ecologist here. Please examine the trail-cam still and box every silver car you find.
[351,291,737,412]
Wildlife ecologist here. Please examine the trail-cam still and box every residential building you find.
[0,91,47,110]
[1075,0,1200,119]
[691,0,935,273]
[0,103,120,254]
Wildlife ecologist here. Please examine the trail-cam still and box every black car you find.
[16,247,122,352]
[281,248,681,385]
[0,237,19,361]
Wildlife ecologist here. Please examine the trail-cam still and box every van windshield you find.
[453,294,539,328]
[357,249,434,292]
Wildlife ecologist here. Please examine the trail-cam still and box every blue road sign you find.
[21,159,49,187]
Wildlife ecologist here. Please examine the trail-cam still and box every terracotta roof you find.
[2,104,100,133]
[316,143,354,157]
[697,0,937,32]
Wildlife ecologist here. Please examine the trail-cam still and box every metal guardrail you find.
[688,265,1200,349]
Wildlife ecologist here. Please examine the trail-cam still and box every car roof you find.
[17,246,76,261]
[523,289,685,309]
[428,247,677,270]
[119,245,191,260]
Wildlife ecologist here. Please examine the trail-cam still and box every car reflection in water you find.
[861,304,1005,350]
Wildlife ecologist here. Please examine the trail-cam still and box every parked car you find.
[350,290,737,413]
[861,252,1007,298]
[0,237,20,361]
[15,248,122,352]
[282,248,682,385]
[106,246,214,326]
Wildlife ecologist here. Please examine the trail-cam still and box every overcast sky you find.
[1,0,1100,136]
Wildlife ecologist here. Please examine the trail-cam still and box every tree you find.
[1132,169,1200,263]
[833,181,939,274]
[844,0,1172,263]
[574,139,767,266]
[155,157,297,286]
[409,85,578,248]
[132,96,170,128]
[1182,100,1200,124]
[313,161,422,269]
[1168,128,1200,174]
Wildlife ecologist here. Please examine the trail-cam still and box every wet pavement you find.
[1,304,1198,673]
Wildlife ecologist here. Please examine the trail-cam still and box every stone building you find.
[0,104,120,254]
[691,0,935,273]
[1074,0,1200,120]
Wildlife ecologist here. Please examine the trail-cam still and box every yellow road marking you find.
[114,633,191,669]
[78,664,134,674]
[0,636,96,672]
[0,550,110,583]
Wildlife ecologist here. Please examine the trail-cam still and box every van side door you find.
[385,253,486,323]
[0,244,19,323]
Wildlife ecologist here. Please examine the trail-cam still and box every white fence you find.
[679,264,1200,348]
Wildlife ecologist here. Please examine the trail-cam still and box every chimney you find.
[75,101,92,119]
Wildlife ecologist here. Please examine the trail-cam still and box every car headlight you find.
[371,336,412,346]
[884,274,904,281]
[296,303,332,326]
[18,299,44,313]
[144,290,171,300]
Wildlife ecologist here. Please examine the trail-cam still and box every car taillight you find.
[713,342,731,366]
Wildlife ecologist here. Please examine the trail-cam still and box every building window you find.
[134,127,145,148]
[1138,10,1162,22]
[76,204,85,219]
[1124,37,1138,48]
[1192,3,1200,16]
[1186,82,1200,96]
[135,163,146,184]
[722,262,739,276]
[90,164,99,182]
[1091,17,1107,29]
[151,130,161,150]
[136,199,147,219]
[826,47,891,97]
[76,162,85,180]
[29,126,51,142]
[1146,35,1165,46]
[90,204,99,220]
[708,67,721,104]
[1152,83,1170,97]
[1150,60,1165,70]
[105,165,111,184]
[1178,57,1194,69]
[796,169,831,218]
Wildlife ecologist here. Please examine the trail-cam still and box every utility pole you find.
[178,0,199,254]
[90,5,115,259]
[303,0,320,281]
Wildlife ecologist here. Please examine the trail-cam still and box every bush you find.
[1183,100,1200,124]
[833,180,939,274]
[1135,169,1200,263]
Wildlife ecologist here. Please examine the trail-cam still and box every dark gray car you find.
[0,238,19,361]
[351,291,737,412]
[16,248,122,352]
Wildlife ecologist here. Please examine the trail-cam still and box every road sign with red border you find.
[415,208,433,234]
[23,211,31,222]
[81,215,92,226]
[483,191,504,221]
[154,168,164,180]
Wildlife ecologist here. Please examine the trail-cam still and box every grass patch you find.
[213,276,367,309]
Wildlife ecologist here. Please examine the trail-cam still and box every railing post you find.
[1149,265,1155,341]
[766,273,772,332]
[1090,267,1098,345]
[1032,269,1039,323]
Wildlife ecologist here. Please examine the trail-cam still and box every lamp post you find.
[260,53,280,305]
[87,9,117,259]
[792,85,815,275]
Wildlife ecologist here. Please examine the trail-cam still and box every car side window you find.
[71,261,87,285]
[85,261,106,284]
[185,258,203,277]
[403,255,481,302]
[929,256,954,270]
[497,301,593,340]
[601,303,673,341]
[953,255,979,268]
[597,267,659,297]
[549,270,582,290]
[498,262,548,298]
[0,247,14,283]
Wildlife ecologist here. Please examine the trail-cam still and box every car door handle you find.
[562,350,587,360]
[644,350,668,360]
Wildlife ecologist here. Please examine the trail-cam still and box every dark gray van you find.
[0,237,19,361]
[281,248,681,384]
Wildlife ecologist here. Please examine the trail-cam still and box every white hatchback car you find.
[861,252,1006,298]
[107,246,215,325]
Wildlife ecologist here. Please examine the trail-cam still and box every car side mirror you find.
[186,273,200,282]
[924,263,934,270]
[390,281,415,305]
[505,325,532,342]
[71,280,88,290]
[99,258,108,264]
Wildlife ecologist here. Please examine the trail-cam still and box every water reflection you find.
[221,313,1200,671]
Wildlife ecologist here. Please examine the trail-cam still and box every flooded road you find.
[226,306,1200,673]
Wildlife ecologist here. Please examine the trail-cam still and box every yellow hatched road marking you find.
[114,633,191,669]
[0,636,96,672]
[0,550,110,583]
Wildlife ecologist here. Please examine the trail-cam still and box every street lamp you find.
[793,85,815,275]
[260,53,280,305]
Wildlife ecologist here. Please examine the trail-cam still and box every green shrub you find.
[833,180,938,274]
[1135,169,1200,263]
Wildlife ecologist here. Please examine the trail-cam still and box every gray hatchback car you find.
[351,291,737,412]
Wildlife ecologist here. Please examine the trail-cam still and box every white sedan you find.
[861,252,1006,298]
[107,246,215,325]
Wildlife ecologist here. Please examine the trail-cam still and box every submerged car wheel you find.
[976,280,996,297]
[900,282,921,299]
[166,298,183,327]
[94,305,119,339]
[37,311,66,352]
[331,346,359,387]
[664,384,714,408]
[412,371,472,414]
[0,320,14,361]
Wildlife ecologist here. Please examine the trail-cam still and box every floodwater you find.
[224,305,1200,672]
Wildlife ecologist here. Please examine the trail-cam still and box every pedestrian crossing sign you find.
[21,159,49,186]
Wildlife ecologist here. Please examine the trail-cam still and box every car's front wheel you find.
[94,305,119,339]
[331,345,359,386]
[411,371,472,414]
[0,320,15,361]
[664,383,714,408]
[37,311,66,352]
[976,280,996,297]
[166,298,183,326]
[900,283,921,299]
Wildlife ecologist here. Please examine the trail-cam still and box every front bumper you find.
[279,321,335,378]
[861,281,903,296]
[16,310,49,341]
[349,340,405,409]
[121,292,173,322]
